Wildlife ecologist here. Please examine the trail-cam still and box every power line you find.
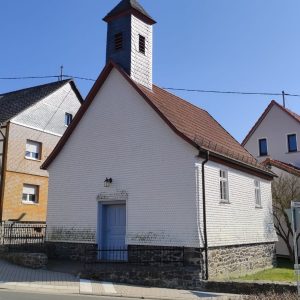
[63,75,96,82]
[162,87,300,98]
[0,75,60,80]
[1,74,300,100]
[0,75,97,82]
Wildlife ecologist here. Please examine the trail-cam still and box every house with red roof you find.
[243,100,300,167]
[243,100,300,257]
[42,0,277,281]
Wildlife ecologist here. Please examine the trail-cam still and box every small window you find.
[114,32,123,50]
[288,134,297,153]
[139,35,146,54]
[65,113,73,126]
[254,180,261,207]
[25,140,41,160]
[220,170,229,202]
[259,138,268,157]
[22,184,38,204]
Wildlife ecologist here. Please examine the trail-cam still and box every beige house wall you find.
[6,123,60,177]
[0,122,59,221]
[1,171,48,222]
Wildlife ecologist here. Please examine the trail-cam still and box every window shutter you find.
[26,141,40,153]
[23,185,36,195]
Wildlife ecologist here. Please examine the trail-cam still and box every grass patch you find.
[236,258,295,283]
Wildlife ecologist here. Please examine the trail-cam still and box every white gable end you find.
[47,69,202,247]
[244,105,300,166]
[11,83,81,136]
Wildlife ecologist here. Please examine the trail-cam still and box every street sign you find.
[291,201,300,295]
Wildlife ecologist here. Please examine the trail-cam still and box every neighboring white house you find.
[243,100,300,257]
[243,100,300,166]
[42,0,277,280]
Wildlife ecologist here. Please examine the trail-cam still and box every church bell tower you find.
[103,0,156,90]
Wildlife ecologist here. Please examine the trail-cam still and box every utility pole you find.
[282,91,286,108]
[60,66,64,81]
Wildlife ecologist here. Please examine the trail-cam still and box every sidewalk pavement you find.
[0,259,239,299]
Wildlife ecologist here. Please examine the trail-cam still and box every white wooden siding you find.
[131,15,153,89]
[47,69,201,247]
[46,68,276,247]
[198,161,277,247]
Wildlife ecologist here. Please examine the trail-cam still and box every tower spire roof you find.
[103,0,156,24]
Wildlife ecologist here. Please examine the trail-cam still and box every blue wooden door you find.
[102,204,127,261]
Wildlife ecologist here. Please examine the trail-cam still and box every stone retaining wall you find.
[83,264,202,290]
[2,252,48,269]
[204,280,296,295]
[47,241,276,281]
[46,242,97,262]
[128,245,204,267]
[83,265,295,295]
[208,242,276,279]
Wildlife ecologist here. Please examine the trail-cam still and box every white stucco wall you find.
[11,82,81,137]
[244,105,300,166]
[46,68,276,248]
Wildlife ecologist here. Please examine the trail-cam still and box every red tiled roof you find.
[262,158,300,177]
[139,85,262,166]
[41,62,273,178]
[242,100,300,146]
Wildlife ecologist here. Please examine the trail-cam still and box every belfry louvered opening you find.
[139,35,146,54]
[114,32,123,51]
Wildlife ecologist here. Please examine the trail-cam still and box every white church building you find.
[42,0,277,280]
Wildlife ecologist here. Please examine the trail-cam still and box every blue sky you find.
[1,0,300,142]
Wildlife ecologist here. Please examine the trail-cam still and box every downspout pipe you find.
[0,123,8,222]
[199,148,209,280]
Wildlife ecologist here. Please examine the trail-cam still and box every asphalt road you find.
[0,290,149,300]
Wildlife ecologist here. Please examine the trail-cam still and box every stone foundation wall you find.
[128,245,203,267]
[46,242,97,262]
[208,242,276,279]
[47,241,276,283]
[83,264,202,290]
[2,252,48,269]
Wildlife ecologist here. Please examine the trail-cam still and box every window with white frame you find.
[219,170,229,201]
[25,140,41,160]
[22,184,38,204]
[254,180,261,207]
[65,113,73,126]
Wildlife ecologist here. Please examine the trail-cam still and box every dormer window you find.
[114,32,123,51]
[139,35,146,54]
[65,113,73,126]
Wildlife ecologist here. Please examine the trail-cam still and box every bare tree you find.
[272,174,300,261]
